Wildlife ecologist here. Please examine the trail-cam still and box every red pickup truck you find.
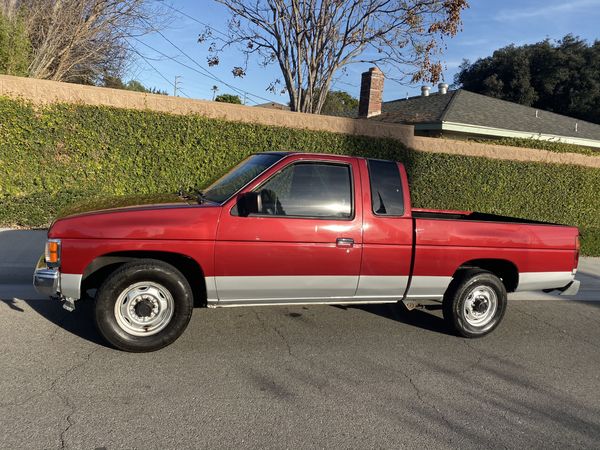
[33,152,580,352]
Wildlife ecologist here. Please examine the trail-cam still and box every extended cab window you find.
[255,162,353,219]
[368,159,404,215]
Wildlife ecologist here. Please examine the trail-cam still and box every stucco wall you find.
[411,137,600,169]
[0,75,412,142]
[1,74,598,168]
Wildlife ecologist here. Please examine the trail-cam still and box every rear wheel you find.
[95,260,193,352]
[443,270,507,338]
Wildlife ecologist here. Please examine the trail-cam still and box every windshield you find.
[202,153,285,203]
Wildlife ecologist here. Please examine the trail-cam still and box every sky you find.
[129,0,600,105]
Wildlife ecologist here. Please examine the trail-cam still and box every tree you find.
[0,0,166,83]
[201,0,468,113]
[320,90,359,115]
[215,93,242,104]
[100,74,168,95]
[125,79,150,93]
[454,34,600,124]
[0,12,30,76]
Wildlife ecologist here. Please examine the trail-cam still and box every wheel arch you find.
[453,258,519,293]
[81,251,207,307]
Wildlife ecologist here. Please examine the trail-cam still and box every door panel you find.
[215,158,363,302]
[357,160,413,298]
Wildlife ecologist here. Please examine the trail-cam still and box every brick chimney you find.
[358,67,384,118]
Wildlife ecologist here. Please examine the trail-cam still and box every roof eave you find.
[414,121,600,149]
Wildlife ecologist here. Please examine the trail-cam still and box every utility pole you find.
[174,76,182,97]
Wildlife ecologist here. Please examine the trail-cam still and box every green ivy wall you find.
[1,97,598,254]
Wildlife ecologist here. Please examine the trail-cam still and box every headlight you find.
[45,239,61,267]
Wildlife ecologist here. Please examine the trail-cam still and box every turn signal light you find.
[45,239,61,266]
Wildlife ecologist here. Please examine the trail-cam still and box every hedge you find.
[1,96,599,255]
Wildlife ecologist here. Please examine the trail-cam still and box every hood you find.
[49,193,221,241]
[57,193,196,220]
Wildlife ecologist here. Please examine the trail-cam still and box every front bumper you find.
[33,256,60,297]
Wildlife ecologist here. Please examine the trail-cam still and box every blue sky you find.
[129,0,600,104]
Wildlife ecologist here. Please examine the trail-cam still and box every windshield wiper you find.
[196,190,208,204]
[178,187,207,204]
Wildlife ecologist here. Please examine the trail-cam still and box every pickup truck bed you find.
[410,209,578,297]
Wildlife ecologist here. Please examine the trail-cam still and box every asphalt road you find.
[1,230,600,449]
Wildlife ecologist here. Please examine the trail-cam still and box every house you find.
[355,67,600,149]
[254,101,291,111]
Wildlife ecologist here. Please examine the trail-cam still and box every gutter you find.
[414,121,600,149]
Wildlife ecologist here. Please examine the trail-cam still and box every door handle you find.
[336,238,354,248]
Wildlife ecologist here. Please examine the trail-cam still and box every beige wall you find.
[1,74,598,169]
[0,75,412,142]
[412,137,600,169]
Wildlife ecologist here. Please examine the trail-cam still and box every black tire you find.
[443,269,507,338]
[94,259,193,352]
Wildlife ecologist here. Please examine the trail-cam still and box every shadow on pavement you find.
[5,295,108,348]
[337,303,455,336]
[0,298,25,312]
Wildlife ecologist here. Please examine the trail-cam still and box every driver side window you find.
[256,162,353,219]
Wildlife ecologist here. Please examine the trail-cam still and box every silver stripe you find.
[406,276,453,299]
[215,275,358,300]
[211,275,454,303]
[205,276,218,302]
[355,276,409,297]
[517,271,574,291]
[60,273,82,299]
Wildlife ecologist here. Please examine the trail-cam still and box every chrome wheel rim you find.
[114,281,174,336]
[464,285,497,327]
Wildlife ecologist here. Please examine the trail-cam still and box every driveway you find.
[1,230,599,449]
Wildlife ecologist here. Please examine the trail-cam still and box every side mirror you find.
[236,191,261,217]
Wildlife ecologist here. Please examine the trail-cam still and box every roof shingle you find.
[371,89,600,141]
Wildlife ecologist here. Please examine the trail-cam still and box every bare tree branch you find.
[0,0,169,83]
[204,0,468,113]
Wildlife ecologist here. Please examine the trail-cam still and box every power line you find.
[129,34,270,105]
[333,78,359,89]
[160,6,363,99]
[138,17,275,105]
[159,2,229,39]
[126,40,191,98]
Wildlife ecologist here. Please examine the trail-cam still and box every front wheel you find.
[95,260,194,352]
[443,270,507,338]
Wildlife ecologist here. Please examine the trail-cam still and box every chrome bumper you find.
[33,256,60,297]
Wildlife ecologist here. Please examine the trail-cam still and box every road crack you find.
[398,366,453,432]
[0,345,100,450]
[51,347,100,450]
[272,323,293,358]
[253,309,294,358]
